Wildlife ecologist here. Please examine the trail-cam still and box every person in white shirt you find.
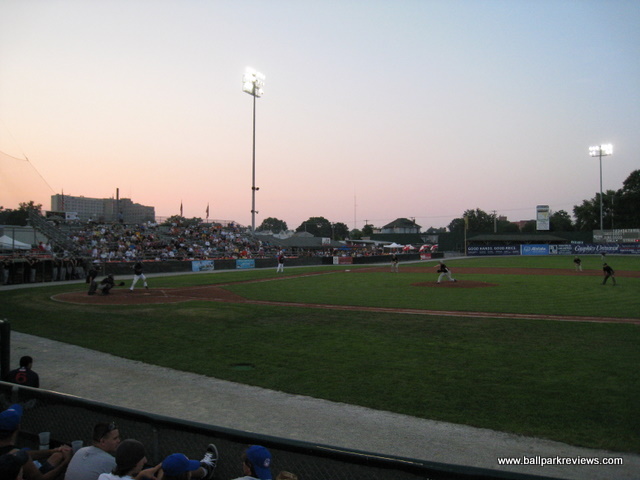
[65,422,121,480]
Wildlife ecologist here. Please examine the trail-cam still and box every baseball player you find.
[602,263,616,285]
[573,256,583,272]
[276,251,285,273]
[436,261,457,283]
[391,253,399,273]
[130,261,149,291]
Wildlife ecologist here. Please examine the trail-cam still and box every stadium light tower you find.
[589,144,613,231]
[242,67,265,232]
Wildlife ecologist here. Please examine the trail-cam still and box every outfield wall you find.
[467,243,640,256]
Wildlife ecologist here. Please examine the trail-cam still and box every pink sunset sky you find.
[1,1,639,230]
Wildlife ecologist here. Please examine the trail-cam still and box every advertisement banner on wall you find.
[467,245,520,256]
[333,256,353,265]
[521,244,550,255]
[536,205,550,231]
[549,244,573,255]
[192,260,214,272]
[236,259,256,269]
[572,243,640,255]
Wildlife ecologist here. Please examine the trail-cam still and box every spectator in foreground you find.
[232,445,272,480]
[0,450,30,480]
[160,444,218,480]
[64,422,121,480]
[0,404,72,480]
[5,356,40,388]
[97,439,159,480]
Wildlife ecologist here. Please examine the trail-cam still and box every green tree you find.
[497,220,520,233]
[296,217,331,237]
[362,224,374,236]
[257,217,288,232]
[0,201,43,226]
[615,169,640,228]
[520,220,537,233]
[573,190,616,231]
[550,210,574,231]
[448,209,494,233]
[332,222,349,240]
[350,229,363,240]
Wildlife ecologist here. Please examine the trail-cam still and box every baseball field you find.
[2,255,639,453]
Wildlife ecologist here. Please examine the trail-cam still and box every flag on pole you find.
[180,201,183,217]
[206,203,209,219]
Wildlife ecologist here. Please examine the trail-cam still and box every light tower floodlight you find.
[243,68,265,97]
[243,67,265,232]
[588,143,613,232]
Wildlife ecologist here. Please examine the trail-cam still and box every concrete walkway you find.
[7,331,639,480]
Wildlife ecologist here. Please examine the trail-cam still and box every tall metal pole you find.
[599,151,603,232]
[251,93,257,232]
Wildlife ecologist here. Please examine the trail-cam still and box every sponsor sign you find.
[572,243,640,255]
[521,244,550,256]
[420,253,432,260]
[192,260,214,272]
[549,244,572,255]
[467,245,520,256]
[333,256,353,265]
[236,259,256,269]
[536,205,550,231]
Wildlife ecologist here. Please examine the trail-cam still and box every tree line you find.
[3,170,638,240]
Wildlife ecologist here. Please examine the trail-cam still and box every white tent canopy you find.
[0,235,31,250]
[383,242,404,249]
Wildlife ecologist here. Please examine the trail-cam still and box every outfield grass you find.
[1,255,638,453]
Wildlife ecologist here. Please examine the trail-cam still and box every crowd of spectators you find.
[0,401,297,480]
[66,221,275,262]
[1,220,282,267]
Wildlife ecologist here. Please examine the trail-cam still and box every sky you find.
[1,0,639,231]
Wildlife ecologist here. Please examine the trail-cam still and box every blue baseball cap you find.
[246,445,272,480]
[0,405,23,432]
[162,453,201,476]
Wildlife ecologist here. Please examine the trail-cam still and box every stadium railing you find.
[0,383,559,480]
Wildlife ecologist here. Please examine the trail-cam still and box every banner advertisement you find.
[333,256,353,265]
[467,245,519,256]
[536,205,550,231]
[192,260,214,272]
[549,244,573,255]
[236,259,256,269]
[521,244,550,256]
[420,253,432,260]
[571,243,640,255]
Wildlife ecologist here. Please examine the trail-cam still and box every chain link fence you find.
[0,383,556,480]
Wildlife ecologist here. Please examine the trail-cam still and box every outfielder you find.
[130,261,149,290]
[436,261,457,283]
[276,251,285,273]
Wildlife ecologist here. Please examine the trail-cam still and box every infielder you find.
[130,261,149,290]
[602,263,616,285]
